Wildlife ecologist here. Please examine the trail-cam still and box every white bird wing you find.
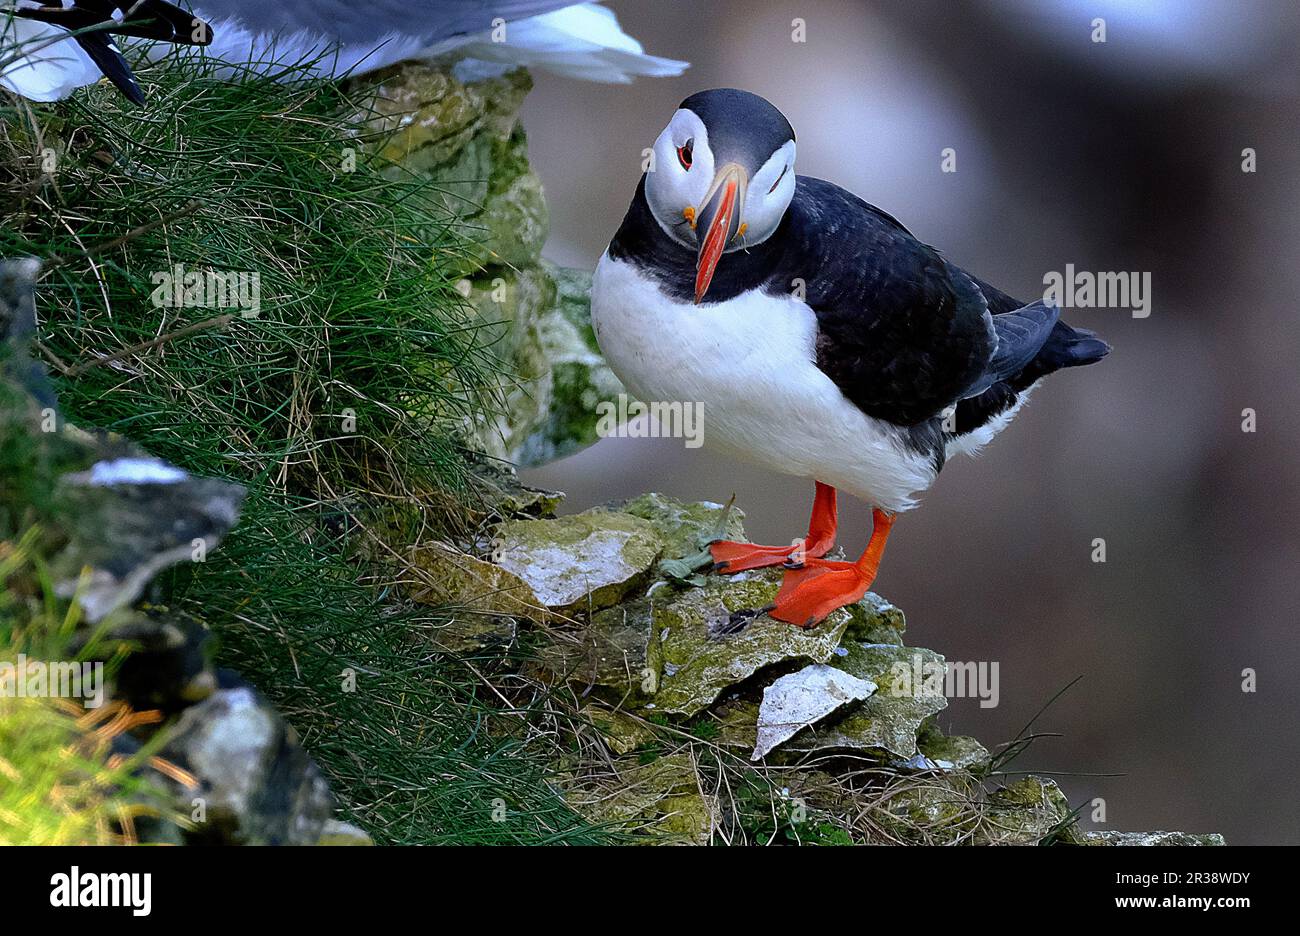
[187,0,687,81]
[1,11,101,102]
[1,1,686,102]
[447,4,688,83]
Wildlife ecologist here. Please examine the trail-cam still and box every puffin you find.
[591,88,1109,628]
[1,1,685,104]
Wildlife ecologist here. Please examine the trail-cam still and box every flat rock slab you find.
[407,540,549,650]
[1086,830,1227,846]
[753,663,877,760]
[651,570,855,716]
[783,642,948,759]
[605,492,745,559]
[493,510,663,613]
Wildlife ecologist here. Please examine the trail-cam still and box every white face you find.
[644,108,796,253]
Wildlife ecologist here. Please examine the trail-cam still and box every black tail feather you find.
[952,319,1108,435]
[1011,319,1110,390]
[73,32,146,105]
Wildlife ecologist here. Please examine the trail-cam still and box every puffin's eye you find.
[768,164,790,194]
[677,140,693,170]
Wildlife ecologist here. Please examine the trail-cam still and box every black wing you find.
[788,178,996,426]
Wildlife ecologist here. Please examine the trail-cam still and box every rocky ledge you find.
[412,480,1226,846]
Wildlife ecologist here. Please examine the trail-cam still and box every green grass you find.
[0,524,180,845]
[1,51,605,843]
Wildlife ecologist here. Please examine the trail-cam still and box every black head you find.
[678,89,796,172]
[642,89,798,302]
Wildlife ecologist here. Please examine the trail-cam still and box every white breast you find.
[591,253,937,512]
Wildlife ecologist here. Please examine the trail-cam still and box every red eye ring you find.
[768,164,790,194]
[676,141,693,170]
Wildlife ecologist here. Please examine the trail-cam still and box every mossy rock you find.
[607,492,745,560]
[648,569,855,717]
[580,705,660,755]
[560,752,716,844]
[916,724,991,772]
[982,776,1086,845]
[782,642,948,760]
[493,509,664,613]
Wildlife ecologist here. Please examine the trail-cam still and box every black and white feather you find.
[1,1,686,103]
[592,89,1109,512]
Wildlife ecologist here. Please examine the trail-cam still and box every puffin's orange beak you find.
[694,162,747,304]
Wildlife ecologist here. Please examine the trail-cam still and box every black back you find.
[679,88,795,171]
[609,175,997,430]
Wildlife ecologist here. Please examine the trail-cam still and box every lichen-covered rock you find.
[356,64,619,467]
[581,705,659,755]
[647,569,855,716]
[753,663,877,760]
[515,264,625,466]
[406,539,552,647]
[560,753,716,844]
[844,592,908,646]
[605,492,745,561]
[982,776,1086,845]
[916,725,990,772]
[493,509,664,612]
[160,683,339,846]
[878,774,982,842]
[465,456,564,521]
[1085,830,1227,846]
[538,601,661,701]
[782,642,948,760]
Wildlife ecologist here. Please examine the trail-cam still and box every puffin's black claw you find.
[711,606,767,638]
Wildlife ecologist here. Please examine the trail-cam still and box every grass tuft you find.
[1,51,602,843]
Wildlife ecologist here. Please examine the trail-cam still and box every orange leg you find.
[769,508,896,628]
[709,482,837,573]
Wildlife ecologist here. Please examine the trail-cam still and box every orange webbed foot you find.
[709,481,838,574]
[768,508,896,628]
[770,559,874,628]
[708,538,826,574]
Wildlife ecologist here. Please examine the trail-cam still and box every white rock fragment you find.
[752,663,877,760]
[83,458,187,486]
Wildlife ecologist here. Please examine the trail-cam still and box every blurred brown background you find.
[519,0,1300,845]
